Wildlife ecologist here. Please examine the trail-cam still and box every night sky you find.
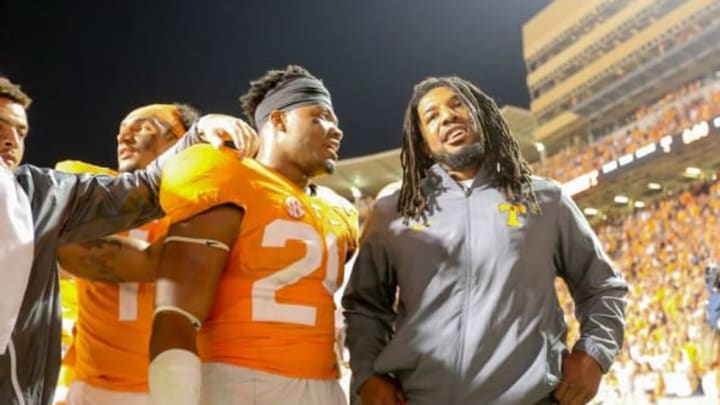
[2,0,551,169]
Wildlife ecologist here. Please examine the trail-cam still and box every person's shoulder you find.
[13,163,48,182]
[356,192,400,234]
[12,164,66,198]
[314,185,357,215]
[166,144,248,173]
[163,144,249,187]
[313,186,360,247]
[529,175,565,204]
[160,145,256,223]
[373,191,400,215]
[529,175,562,192]
[527,175,587,218]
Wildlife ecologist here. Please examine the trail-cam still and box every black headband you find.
[254,76,333,129]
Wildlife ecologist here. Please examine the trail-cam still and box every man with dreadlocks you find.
[343,76,628,405]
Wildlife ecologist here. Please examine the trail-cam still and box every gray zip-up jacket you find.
[343,165,628,405]
[0,131,197,405]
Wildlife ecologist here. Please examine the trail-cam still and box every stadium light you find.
[613,195,629,205]
[647,182,662,191]
[683,167,702,179]
[583,207,598,216]
[633,201,645,208]
[350,186,362,200]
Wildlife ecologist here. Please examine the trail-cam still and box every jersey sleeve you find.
[315,185,360,256]
[339,204,360,256]
[160,144,256,224]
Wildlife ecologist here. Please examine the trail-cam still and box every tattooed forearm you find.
[58,236,156,283]
[75,237,126,282]
[77,237,123,251]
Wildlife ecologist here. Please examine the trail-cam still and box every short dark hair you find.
[239,65,315,127]
[0,77,32,108]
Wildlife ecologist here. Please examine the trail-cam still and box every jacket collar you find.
[427,162,493,193]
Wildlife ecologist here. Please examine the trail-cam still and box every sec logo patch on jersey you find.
[285,196,306,219]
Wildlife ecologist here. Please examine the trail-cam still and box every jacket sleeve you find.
[342,206,398,394]
[0,167,34,352]
[554,188,628,373]
[51,125,200,244]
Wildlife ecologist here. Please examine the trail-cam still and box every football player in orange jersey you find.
[55,104,197,405]
[148,65,359,405]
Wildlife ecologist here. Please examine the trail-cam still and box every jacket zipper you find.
[453,189,474,405]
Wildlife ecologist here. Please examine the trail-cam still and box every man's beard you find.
[432,141,484,171]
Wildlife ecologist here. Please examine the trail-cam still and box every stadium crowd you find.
[554,178,720,404]
[533,78,720,183]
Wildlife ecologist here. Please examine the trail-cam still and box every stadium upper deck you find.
[524,0,720,151]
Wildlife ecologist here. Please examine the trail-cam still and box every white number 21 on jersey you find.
[251,219,342,326]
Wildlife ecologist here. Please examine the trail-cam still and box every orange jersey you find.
[160,145,359,379]
[72,219,168,392]
[55,159,169,392]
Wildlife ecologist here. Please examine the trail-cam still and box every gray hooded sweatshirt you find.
[343,165,628,405]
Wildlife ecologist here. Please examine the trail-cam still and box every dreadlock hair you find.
[173,103,200,131]
[398,76,540,222]
[239,65,316,128]
[0,76,32,108]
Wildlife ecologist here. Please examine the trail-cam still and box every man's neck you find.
[444,163,481,181]
[257,156,311,192]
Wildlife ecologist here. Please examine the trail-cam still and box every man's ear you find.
[269,110,287,133]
